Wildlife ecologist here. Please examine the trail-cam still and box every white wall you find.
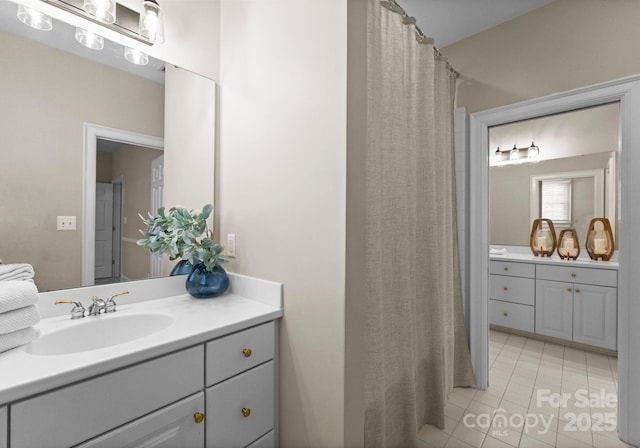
[218,0,348,446]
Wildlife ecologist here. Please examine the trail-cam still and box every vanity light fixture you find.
[83,0,116,24]
[139,0,164,44]
[17,5,53,31]
[124,46,148,65]
[75,27,104,50]
[493,142,541,165]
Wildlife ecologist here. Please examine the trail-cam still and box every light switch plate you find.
[227,234,236,258]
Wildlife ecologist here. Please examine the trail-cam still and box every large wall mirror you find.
[489,103,619,249]
[0,1,216,292]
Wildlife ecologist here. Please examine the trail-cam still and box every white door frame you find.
[82,123,164,286]
[468,75,640,445]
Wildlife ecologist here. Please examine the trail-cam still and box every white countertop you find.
[0,275,283,405]
[490,245,619,270]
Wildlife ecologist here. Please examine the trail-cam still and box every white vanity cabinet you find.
[490,257,618,351]
[536,265,617,350]
[7,321,279,448]
[0,406,7,448]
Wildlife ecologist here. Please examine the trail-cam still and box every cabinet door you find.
[536,280,573,340]
[573,284,617,350]
[0,406,6,448]
[77,393,205,448]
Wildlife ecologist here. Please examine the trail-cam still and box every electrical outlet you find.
[227,234,236,258]
[57,216,76,230]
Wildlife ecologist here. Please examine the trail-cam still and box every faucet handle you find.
[88,296,106,316]
[55,300,86,319]
[105,291,129,313]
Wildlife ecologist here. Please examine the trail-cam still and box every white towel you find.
[0,305,40,335]
[0,263,34,282]
[0,281,39,314]
[0,326,39,353]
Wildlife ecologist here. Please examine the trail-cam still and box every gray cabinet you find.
[0,407,6,448]
[490,259,618,351]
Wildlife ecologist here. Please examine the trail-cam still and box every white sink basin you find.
[26,312,175,356]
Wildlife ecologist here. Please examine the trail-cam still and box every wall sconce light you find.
[139,0,164,44]
[124,46,148,65]
[83,0,116,24]
[41,0,165,45]
[75,27,104,50]
[17,5,53,31]
[494,142,541,165]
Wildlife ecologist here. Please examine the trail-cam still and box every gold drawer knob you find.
[575,289,581,293]
[504,267,508,271]
[567,288,572,292]
[571,273,576,278]
[194,412,205,424]
[503,312,508,317]
[242,407,251,418]
[242,348,253,357]
[503,287,508,291]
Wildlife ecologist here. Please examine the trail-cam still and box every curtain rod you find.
[379,0,460,78]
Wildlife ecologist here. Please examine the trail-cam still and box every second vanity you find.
[489,246,618,352]
[0,273,283,448]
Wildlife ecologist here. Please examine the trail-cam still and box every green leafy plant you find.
[137,204,226,271]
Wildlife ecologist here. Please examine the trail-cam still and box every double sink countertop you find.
[0,273,283,405]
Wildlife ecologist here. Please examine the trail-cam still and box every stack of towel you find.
[0,265,40,353]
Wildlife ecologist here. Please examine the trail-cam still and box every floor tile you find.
[419,423,451,448]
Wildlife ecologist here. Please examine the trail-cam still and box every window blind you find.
[541,180,572,222]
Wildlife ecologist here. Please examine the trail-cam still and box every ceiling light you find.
[17,5,52,31]
[124,47,148,66]
[75,28,104,50]
[528,141,540,159]
[139,0,164,44]
[83,0,116,24]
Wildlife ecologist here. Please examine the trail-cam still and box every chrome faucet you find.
[105,291,129,313]
[88,296,106,316]
[54,300,86,319]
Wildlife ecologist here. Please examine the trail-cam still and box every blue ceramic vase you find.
[186,264,229,299]
[170,259,194,276]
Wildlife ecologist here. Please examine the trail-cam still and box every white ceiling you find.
[398,0,554,48]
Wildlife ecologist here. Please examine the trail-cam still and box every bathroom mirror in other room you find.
[489,103,619,249]
[0,1,216,292]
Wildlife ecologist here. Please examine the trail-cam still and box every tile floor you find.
[418,330,628,448]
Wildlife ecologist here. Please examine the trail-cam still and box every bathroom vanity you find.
[0,274,283,448]
[490,246,618,352]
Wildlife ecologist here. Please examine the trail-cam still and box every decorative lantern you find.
[585,218,615,261]
[529,218,557,257]
[557,229,580,260]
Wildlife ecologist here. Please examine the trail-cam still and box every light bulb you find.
[83,0,116,24]
[509,144,520,161]
[17,5,52,31]
[528,142,539,159]
[139,0,165,44]
[75,28,104,50]
[494,147,503,163]
[124,47,149,66]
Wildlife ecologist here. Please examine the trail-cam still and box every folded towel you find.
[0,281,39,314]
[0,326,39,353]
[0,305,40,335]
[490,248,508,255]
[0,263,34,282]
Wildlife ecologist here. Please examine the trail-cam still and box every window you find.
[540,179,572,224]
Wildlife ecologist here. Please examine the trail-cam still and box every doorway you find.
[467,76,640,445]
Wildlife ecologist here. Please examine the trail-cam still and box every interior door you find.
[150,155,164,277]
[95,182,114,279]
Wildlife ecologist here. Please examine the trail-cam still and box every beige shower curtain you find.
[364,1,475,447]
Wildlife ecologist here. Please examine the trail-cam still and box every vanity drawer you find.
[490,261,535,278]
[490,275,534,305]
[11,346,204,448]
[206,321,275,387]
[206,361,275,448]
[490,300,534,332]
[536,264,617,287]
[246,430,275,448]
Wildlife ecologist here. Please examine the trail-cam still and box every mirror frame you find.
[82,123,164,286]
[468,75,640,445]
